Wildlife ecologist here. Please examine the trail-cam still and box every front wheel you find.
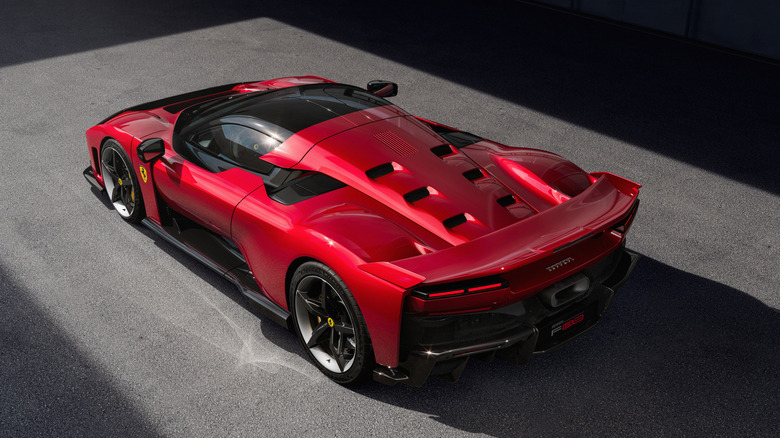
[100,139,144,223]
[289,262,374,384]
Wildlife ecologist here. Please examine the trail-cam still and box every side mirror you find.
[367,80,398,97]
[137,138,165,163]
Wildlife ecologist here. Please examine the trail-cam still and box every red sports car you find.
[84,76,640,386]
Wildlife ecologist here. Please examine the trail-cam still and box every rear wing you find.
[393,172,640,285]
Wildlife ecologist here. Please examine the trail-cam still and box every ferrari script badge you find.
[546,257,574,272]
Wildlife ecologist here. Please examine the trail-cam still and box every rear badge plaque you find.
[535,302,598,351]
[551,312,585,337]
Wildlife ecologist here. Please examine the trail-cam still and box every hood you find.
[296,115,551,246]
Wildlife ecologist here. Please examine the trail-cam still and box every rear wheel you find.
[289,262,374,384]
[100,139,144,223]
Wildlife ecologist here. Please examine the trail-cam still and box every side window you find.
[190,124,280,174]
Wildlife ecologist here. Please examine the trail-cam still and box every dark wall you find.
[531,0,780,60]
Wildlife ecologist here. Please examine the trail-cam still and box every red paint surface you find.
[85,77,640,367]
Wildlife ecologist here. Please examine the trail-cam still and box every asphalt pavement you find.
[1,1,778,436]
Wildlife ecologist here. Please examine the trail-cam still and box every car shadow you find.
[134,222,302,349]
[88,185,114,211]
[349,255,779,436]
[136,233,779,436]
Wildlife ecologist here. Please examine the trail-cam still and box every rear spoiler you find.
[392,173,640,284]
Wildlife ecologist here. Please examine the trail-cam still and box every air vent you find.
[463,168,485,182]
[497,195,517,207]
[366,162,395,179]
[269,173,346,205]
[403,187,430,204]
[443,213,468,228]
[438,131,483,148]
[431,144,456,158]
[374,131,417,156]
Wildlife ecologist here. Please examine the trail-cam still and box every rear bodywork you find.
[84,76,640,386]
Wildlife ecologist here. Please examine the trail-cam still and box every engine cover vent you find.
[374,131,417,156]
[443,213,468,229]
[403,187,431,204]
[365,162,395,179]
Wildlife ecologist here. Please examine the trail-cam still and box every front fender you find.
[85,124,137,188]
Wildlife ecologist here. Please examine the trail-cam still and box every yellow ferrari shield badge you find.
[139,165,148,183]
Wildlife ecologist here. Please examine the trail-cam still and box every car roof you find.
[178,83,394,144]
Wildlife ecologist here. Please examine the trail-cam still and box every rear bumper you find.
[373,248,640,386]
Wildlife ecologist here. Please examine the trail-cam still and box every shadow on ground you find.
[8,1,776,194]
[138,228,780,436]
[0,265,162,436]
[353,256,780,436]
[267,0,780,195]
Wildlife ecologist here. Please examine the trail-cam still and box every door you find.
[153,123,278,238]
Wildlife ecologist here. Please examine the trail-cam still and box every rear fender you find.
[393,174,640,286]
[302,204,434,263]
[231,190,412,367]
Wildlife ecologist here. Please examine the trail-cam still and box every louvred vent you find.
[374,131,417,156]
[497,195,517,207]
[430,144,457,158]
[443,213,467,228]
[463,168,486,182]
[365,162,395,179]
[403,187,431,204]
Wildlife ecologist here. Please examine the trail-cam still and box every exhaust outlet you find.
[538,273,590,308]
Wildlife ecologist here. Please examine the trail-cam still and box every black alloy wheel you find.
[100,139,145,223]
[290,262,373,384]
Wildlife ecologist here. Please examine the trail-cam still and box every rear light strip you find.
[413,279,508,300]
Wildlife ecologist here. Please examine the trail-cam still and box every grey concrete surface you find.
[1,1,778,437]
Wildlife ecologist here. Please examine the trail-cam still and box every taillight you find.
[412,278,508,300]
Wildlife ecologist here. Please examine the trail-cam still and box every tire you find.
[289,261,374,384]
[100,139,145,223]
